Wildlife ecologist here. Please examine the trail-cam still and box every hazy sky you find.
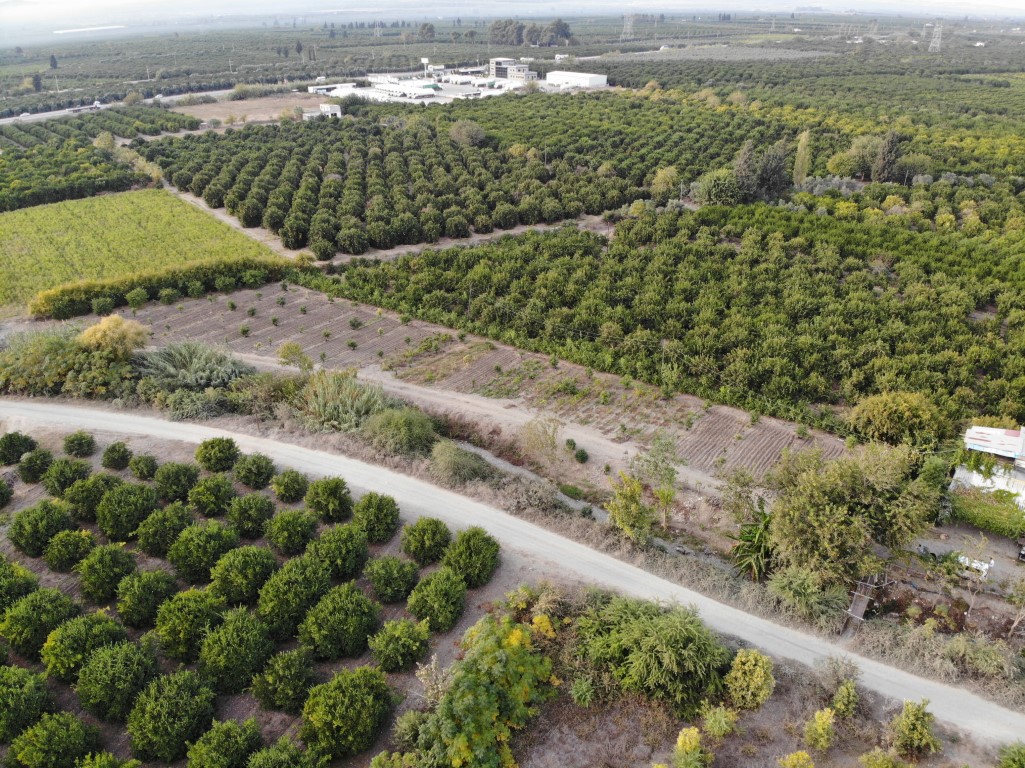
[2,0,1024,31]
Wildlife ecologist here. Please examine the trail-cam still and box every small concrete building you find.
[546,71,608,89]
[489,58,538,81]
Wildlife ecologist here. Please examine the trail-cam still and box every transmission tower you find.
[374,20,382,38]
[770,17,776,32]
[928,22,943,52]
[621,14,634,42]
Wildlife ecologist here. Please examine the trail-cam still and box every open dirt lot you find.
[171,92,323,124]
[125,285,845,495]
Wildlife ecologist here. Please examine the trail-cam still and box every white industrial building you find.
[307,83,356,95]
[546,71,608,89]
[303,103,343,120]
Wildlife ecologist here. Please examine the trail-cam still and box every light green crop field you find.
[0,188,275,309]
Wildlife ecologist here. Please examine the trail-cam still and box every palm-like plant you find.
[728,502,773,582]
[137,342,253,391]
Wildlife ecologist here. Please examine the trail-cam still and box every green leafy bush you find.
[369,619,430,672]
[9,500,74,557]
[7,711,99,768]
[42,458,92,496]
[767,566,849,624]
[247,737,310,768]
[188,473,237,517]
[168,520,239,583]
[400,518,451,566]
[364,557,418,603]
[406,567,466,632]
[725,648,776,710]
[0,479,10,509]
[0,432,36,465]
[256,555,330,639]
[264,510,317,555]
[96,483,158,541]
[76,544,137,603]
[116,570,178,628]
[63,431,96,458]
[153,461,200,502]
[833,679,859,719]
[195,437,240,472]
[128,454,157,480]
[101,442,132,470]
[62,473,122,522]
[888,699,940,759]
[415,615,553,768]
[576,596,730,717]
[42,529,94,572]
[186,718,262,768]
[271,469,308,503]
[134,502,192,557]
[353,492,400,543]
[804,707,836,751]
[39,610,126,682]
[430,442,493,484]
[442,526,500,588]
[17,449,53,483]
[0,665,51,743]
[251,649,314,714]
[858,749,909,768]
[155,587,224,661]
[999,744,1025,768]
[701,703,739,740]
[363,408,436,456]
[199,608,274,693]
[77,752,142,768]
[209,545,278,605]
[0,557,38,614]
[76,640,157,722]
[234,453,275,489]
[949,489,1025,540]
[307,524,368,580]
[299,583,380,661]
[0,588,79,659]
[304,477,353,522]
[127,670,216,762]
[300,666,393,761]
[227,493,275,538]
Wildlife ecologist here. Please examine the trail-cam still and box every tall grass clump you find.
[137,342,254,393]
[294,371,388,432]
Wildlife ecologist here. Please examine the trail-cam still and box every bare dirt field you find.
[125,285,845,495]
[171,92,322,124]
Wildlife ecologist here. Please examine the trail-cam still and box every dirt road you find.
[2,399,1020,744]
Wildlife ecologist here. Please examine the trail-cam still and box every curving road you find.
[1,399,1021,745]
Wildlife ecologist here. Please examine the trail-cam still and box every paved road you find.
[2,399,1022,745]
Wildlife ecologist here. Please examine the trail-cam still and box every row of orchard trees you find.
[330,203,1025,429]
[139,117,637,257]
[0,428,503,766]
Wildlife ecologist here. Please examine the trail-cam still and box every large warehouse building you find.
[546,71,608,89]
